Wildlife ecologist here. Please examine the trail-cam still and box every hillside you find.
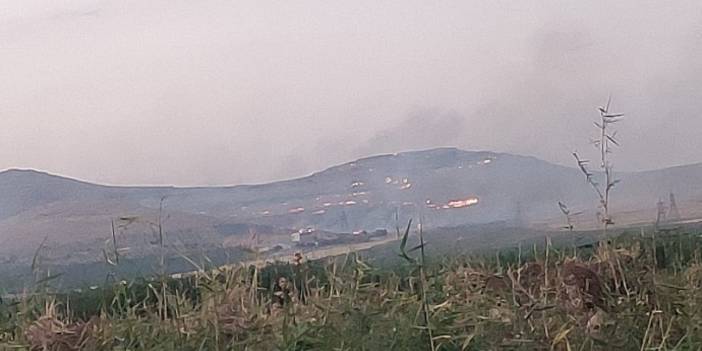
[1,148,702,266]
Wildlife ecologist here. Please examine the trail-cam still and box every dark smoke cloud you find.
[356,109,468,156]
[1,1,701,185]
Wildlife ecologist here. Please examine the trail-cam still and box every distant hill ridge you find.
[1,148,702,259]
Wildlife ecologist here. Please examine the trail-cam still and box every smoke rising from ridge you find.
[1,0,701,186]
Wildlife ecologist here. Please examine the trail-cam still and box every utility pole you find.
[668,192,681,221]
[655,198,667,229]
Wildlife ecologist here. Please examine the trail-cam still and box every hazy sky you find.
[1,1,701,186]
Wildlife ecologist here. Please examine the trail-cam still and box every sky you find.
[1,0,701,186]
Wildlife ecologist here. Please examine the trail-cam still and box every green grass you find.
[2,226,702,350]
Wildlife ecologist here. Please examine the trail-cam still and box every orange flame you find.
[447,197,479,208]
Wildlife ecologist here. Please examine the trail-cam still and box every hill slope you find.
[1,148,701,262]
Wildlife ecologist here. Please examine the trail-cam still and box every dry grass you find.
[1,227,702,350]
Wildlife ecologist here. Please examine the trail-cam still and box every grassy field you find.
[1,223,702,350]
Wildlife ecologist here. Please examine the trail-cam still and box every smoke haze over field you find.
[1,0,701,186]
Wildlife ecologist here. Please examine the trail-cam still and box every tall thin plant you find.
[572,97,624,236]
[398,219,436,351]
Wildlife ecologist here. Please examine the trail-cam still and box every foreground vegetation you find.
[1,225,702,350]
